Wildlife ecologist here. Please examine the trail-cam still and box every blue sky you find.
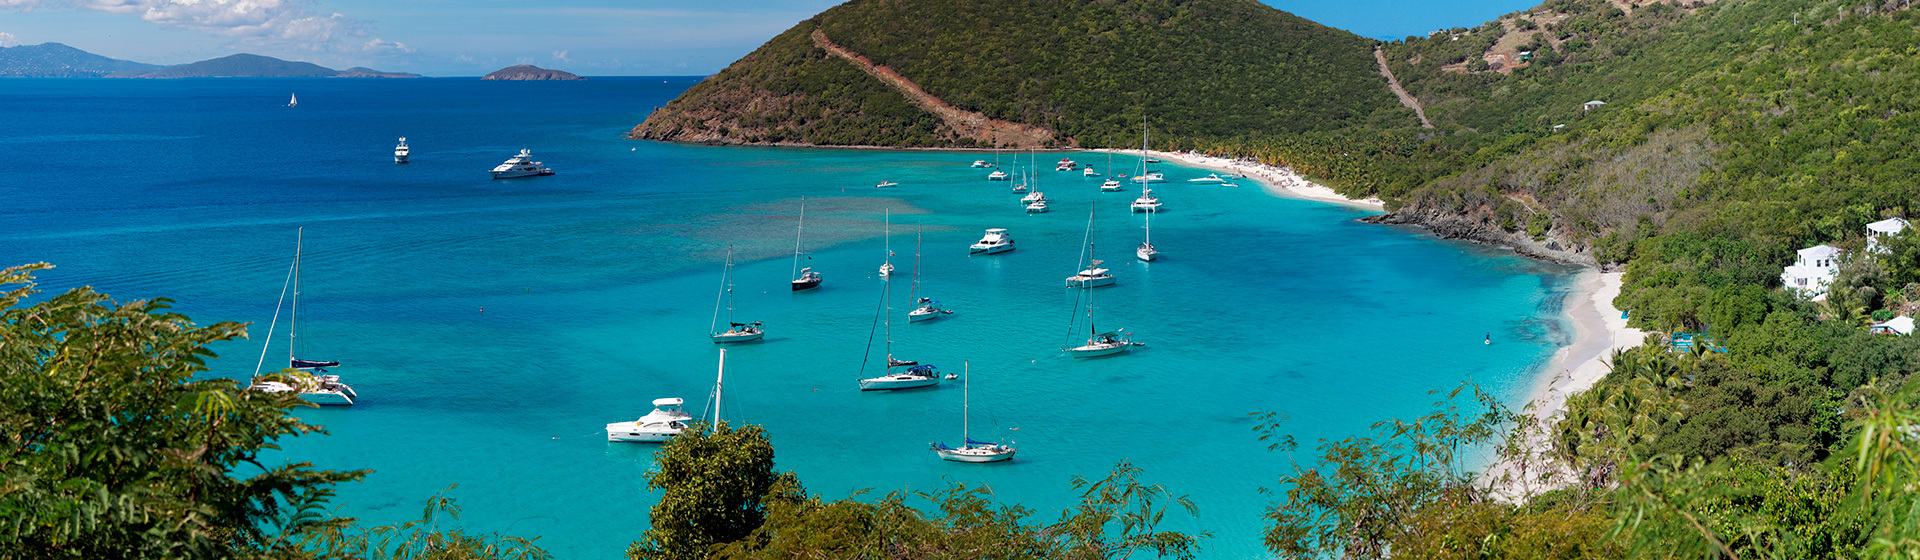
[0,0,1539,76]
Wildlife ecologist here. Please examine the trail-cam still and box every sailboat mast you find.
[289,227,302,363]
[962,360,971,441]
[713,348,726,428]
[712,246,731,333]
[791,197,806,279]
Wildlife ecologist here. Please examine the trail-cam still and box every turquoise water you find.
[0,78,1572,558]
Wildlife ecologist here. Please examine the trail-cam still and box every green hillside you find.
[629,0,1405,147]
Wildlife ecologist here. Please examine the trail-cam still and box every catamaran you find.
[791,197,823,291]
[711,246,765,343]
[606,397,693,442]
[858,266,940,391]
[932,361,1016,463]
[908,228,952,322]
[248,228,357,406]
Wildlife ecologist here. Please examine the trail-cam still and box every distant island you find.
[0,43,159,78]
[481,65,585,81]
[108,54,419,79]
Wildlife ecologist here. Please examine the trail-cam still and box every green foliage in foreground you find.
[630,420,1204,559]
[0,263,545,560]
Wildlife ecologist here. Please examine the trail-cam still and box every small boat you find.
[988,170,1010,181]
[907,229,952,323]
[791,197,823,291]
[1137,210,1158,262]
[1132,189,1162,213]
[711,246,765,343]
[932,361,1016,463]
[287,93,297,107]
[1128,172,1166,184]
[248,228,356,406]
[606,397,693,442]
[1055,158,1078,171]
[876,181,900,188]
[1024,198,1051,213]
[1012,182,1028,193]
[1187,174,1225,183]
[969,228,1014,255]
[393,137,410,163]
[1145,158,1161,163]
[1021,190,1047,204]
[490,149,554,179]
[1083,167,1100,177]
[971,160,990,168]
[858,270,941,391]
[1221,183,1240,188]
[1101,179,1123,191]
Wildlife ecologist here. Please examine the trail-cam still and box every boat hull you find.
[1066,276,1116,288]
[791,279,822,291]
[606,427,677,443]
[969,244,1014,255]
[908,309,943,322]
[299,391,354,406]
[859,376,940,391]
[712,331,765,343]
[1066,343,1131,358]
[1137,248,1157,262]
[492,170,547,179]
[936,447,1016,462]
[1131,204,1161,213]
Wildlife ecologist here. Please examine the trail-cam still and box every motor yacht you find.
[1188,174,1225,183]
[1129,172,1166,184]
[971,160,990,168]
[394,137,410,163]
[969,228,1014,255]
[606,398,693,442]
[876,181,899,188]
[491,149,554,179]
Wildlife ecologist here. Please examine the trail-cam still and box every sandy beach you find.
[1488,269,1645,499]
[1090,149,1387,210]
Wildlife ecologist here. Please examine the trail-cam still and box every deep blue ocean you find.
[0,77,1572,558]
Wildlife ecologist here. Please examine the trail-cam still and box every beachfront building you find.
[1781,244,1842,298]
[1867,217,1909,254]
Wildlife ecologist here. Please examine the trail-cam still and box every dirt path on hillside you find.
[1376,47,1435,129]
[812,29,1058,148]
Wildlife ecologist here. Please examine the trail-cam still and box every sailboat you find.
[791,197,823,291]
[878,209,896,277]
[1066,204,1116,288]
[858,268,940,390]
[932,361,1016,463]
[1137,210,1159,262]
[1131,121,1164,213]
[287,93,298,107]
[248,228,356,406]
[711,246,764,343]
[908,227,953,322]
[987,145,1009,180]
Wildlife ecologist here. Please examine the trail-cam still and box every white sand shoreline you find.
[1088,148,1387,211]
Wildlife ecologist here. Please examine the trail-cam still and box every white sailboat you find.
[858,269,940,391]
[791,197,822,291]
[908,227,953,323]
[711,246,764,343]
[878,208,896,277]
[1137,209,1159,262]
[1065,203,1116,288]
[605,397,693,442]
[932,361,1016,463]
[1131,121,1163,213]
[287,93,298,107]
[248,228,356,406]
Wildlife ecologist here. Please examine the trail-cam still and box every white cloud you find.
[515,56,533,65]
[0,32,15,47]
[0,0,39,9]
[363,37,413,54]
[551,49,568,62]
[74,0,370,51]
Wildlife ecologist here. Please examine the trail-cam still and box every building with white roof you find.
[1870,315,1914,335]
[1781,244,1841,297]
[1867,217,1908,254]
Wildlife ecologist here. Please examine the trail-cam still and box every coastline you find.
[1489,268,1645,499]
[1091,148,1387,210]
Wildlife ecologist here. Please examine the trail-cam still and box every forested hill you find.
[629,0,1406,148]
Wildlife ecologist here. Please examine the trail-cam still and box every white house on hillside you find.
[1781,244,1841,297]
[1868,217,1909,254]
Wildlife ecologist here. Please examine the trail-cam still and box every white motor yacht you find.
[394,137,410,163]
[971,160,990,168]
[1132,189,1162,213]
[1188,174,1225,183]
[1066,263,1115,288]
[1066,330,1134,358]
[1083,167,1100,177]
[1129,172,1166,184]
[876,181,899,188]
[987,169,1010,181]
[1024,198,1051,213]
[1101,179,1123,191]
[859,361,942,391]
[969,228,1015,255]
[491,149,553,179]
[606,397,693,442]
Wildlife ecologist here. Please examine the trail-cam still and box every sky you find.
[0,0,1540,76]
